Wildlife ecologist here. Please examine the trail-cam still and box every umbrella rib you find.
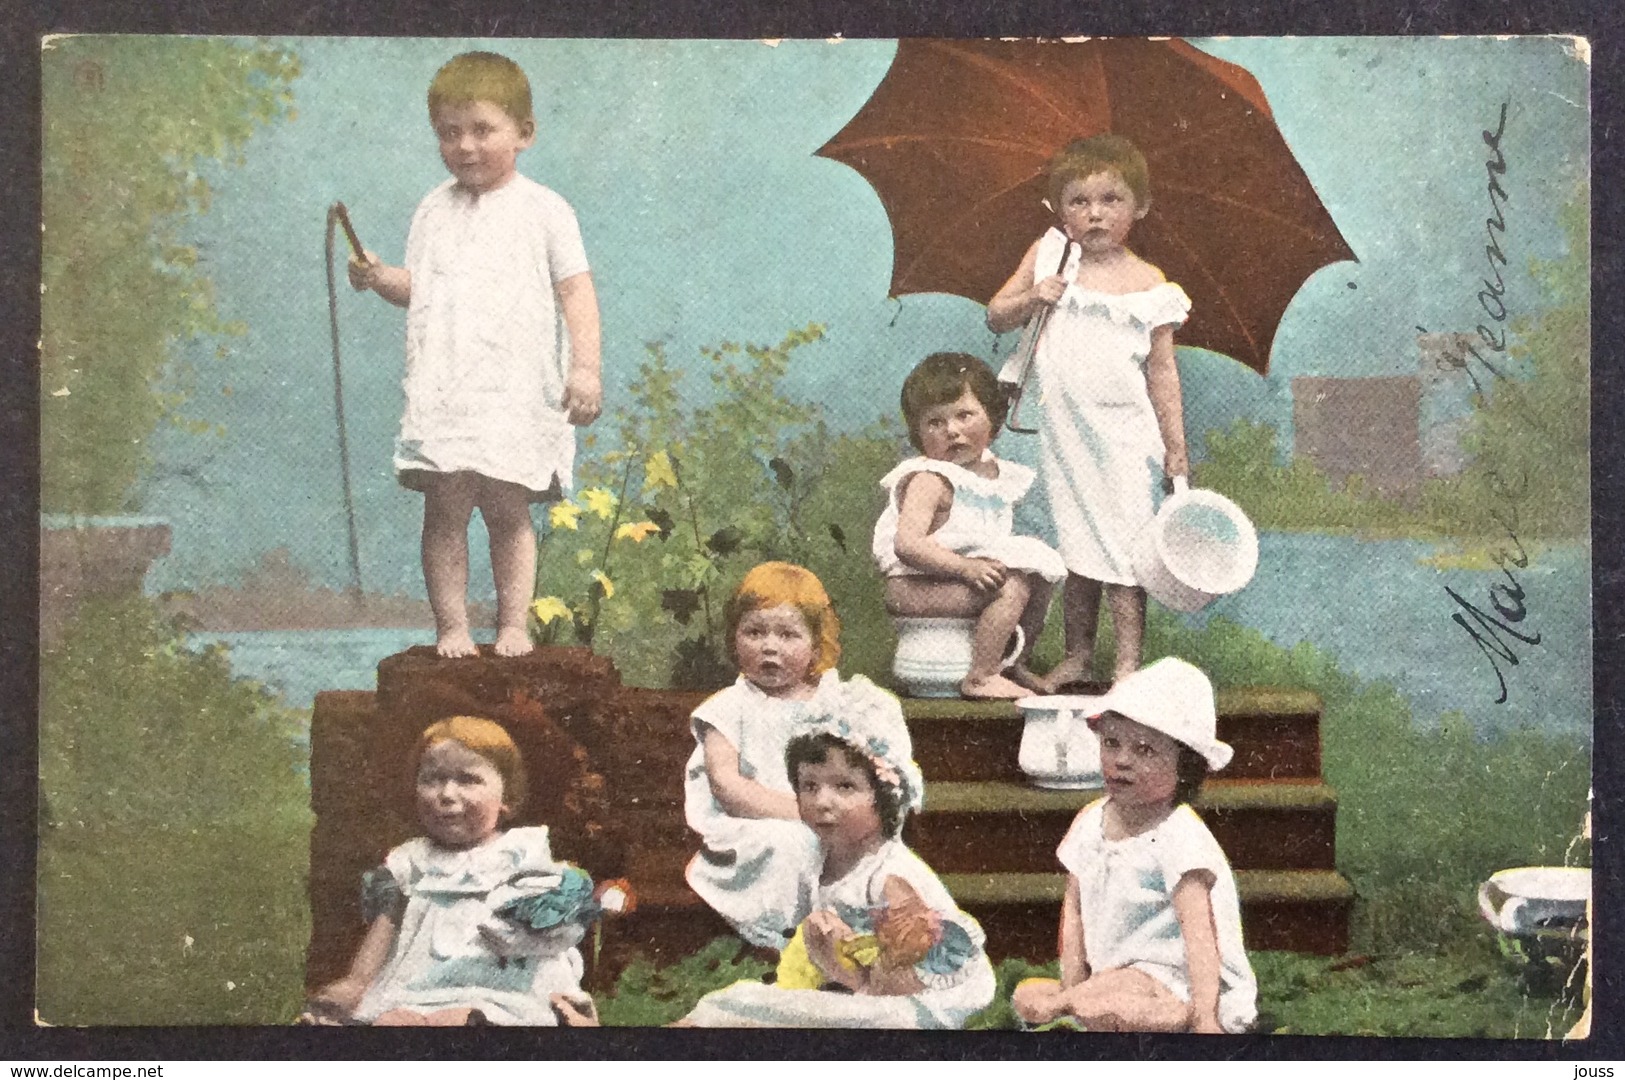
[829,132,1061,159]
[1157,224,1264,364]
[897,171,1052,289]
[926,41,1082,126]
[1157,181,1351,247]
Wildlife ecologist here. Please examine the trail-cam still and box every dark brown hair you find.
[899,352,1008,452]
[786,732,907,839]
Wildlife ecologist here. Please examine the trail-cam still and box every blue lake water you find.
[187,534,1591,742]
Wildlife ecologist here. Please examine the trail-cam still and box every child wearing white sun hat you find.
[1012,657,1257,1034]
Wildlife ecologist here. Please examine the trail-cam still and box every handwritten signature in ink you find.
[1423,101,1541,703]
[1443,468,1540,705]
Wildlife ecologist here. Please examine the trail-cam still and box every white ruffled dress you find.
[872,454,1067,583]
[1026,227,1191,584]
[352,826,589,1026]
[680,839,996,1028]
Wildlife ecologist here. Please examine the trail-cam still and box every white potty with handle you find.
[892,619,1025,698]
[1133,477,1259,613]
[1015,695,1104,789]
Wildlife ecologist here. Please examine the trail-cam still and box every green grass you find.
[37,817,312,1025]
[586,939,1584,1037]
[38,594,314,1025]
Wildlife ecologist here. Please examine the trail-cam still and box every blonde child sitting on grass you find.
[303,717,612,1026]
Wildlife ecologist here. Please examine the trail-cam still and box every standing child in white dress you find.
[685,562,905,950]
[349,51,603,659]
[303,717,612,1026]
[678,705,995,1028]
[873,352,1067,699]
[988,135,1191,685]
[1012,659,1257,1033]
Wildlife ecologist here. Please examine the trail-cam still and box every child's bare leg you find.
[1104,584,1147,681]
[480,478,537,657]
[422,474,480,658]
[964,573,1031,699]
[1008,574,1054,690]
[1062,968,1192,1032]
[1038,574,1101,692]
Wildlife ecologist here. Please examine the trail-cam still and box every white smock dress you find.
[683,670,851,948]
[353,826,589,1026]
[680,839,997,1028]
[1026,227,1191,584]
[1057,800,1258,1033]
[872,453,1067,584]
[395,174,591,498]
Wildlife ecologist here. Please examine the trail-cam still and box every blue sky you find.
[128,36,1588,594]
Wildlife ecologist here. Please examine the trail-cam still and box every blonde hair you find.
[427,51,533,128]
[1046,134,1150,213]
[724,562,841,676]
[413,716,526,818]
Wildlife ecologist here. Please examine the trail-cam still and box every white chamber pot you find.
[1015,695,1104,789]
[1132,477,1259,613]
[1477,866,1590,937]
[891,618,1023,698]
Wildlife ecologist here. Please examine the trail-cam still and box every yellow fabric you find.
[776,923,886,989]
[836,934,881,971]
[775,925,825,990]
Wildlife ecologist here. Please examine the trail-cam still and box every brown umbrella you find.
[816,37,1355,374]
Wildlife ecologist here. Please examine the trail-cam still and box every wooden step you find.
[906,779,1338,873]
[902,686,1324,783]
[943,869,1355,958]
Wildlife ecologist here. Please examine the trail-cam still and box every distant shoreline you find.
[160,586,497,633]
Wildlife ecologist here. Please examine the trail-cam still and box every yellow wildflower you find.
[530,596,572,626]
[549,501,581,531]
[581,487,617,519]
[591,569,616,599]
[614,520,661,543]
[644,451,678,491]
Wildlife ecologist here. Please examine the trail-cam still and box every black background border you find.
[2,0,1618,1062]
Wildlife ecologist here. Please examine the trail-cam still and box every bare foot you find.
[1036,654,1092,694]
[435,628,479,658]
[962,673,1030,699]
[494,626,534,657]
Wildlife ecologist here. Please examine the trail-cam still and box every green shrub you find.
[533,327,906,688]
[38,594,312,1024]
[40,594,308,830]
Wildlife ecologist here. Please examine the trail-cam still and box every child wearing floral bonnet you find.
[678,683,996,1029]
